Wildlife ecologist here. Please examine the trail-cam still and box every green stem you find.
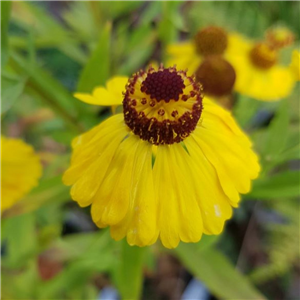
[117,241,145,300]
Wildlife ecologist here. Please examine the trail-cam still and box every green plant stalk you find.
[117,241,145,300]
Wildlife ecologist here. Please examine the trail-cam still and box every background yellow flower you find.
[227,34,296,101]
[1,136,42,212]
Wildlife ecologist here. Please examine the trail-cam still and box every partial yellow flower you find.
[167,26,231,76]
[1,136,42,212]
[226,34,296,101]
[290,50,300,81]
[166,26,238,100]
[63,66,260,249]
[265,26,295,50]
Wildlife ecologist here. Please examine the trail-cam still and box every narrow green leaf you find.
[1,1,12,65]
[246,171,300,199]
[158,2,184,48]
[77,23,111,93]
[278,144,300,162]
[98,1,143,19]
[175,244,266,300]
[116,241,145,300]
[262,101,289,159]
[1,75,27,113]
[62,1,98,41]
[118,24,156,75]
[9,52,87,133]
[11,2,87,64]
[140,1,161,25]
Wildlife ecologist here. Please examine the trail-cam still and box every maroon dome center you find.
[140,69,185,102]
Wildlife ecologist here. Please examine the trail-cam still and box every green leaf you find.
[1,75,27,113]
[1,1,11,65]
[118,24,156,75]
[262,101,289,161]
[278,144,300,162]
[158,1,185,48]
[77,23,111,93]
[62,1,99,42]
[98,1,143,20]
[116,241,145,300]
[11,2,87,64]
[233,95,262,129]
[9,52,92,133]
[246,171,300,199]
[175,244,266,300]
[2,212,37,268]
[37,230,115,299]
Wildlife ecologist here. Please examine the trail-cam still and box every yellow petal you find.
[166,42,202,76]
[167,42,195,55]
[106,76,129,98]
[91,135,139,226]
[184,136,233,234]
[110,139,158,247]
[73,93,101,105]
[192,102,260,203]
[63,115,128,207]
[63,115,125,185]
[74,76,128,106]
[203,97,253,147]
[154,144,203,249]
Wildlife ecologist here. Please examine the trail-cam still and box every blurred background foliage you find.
[1,1,299,300]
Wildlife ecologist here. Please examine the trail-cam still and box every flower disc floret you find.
[195,56,236,97]
[123,66,203,145]
[266,26,295,50]
[249,43,277,69]
[195,26,228,56]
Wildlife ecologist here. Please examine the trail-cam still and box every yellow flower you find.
[265,26,295,50]
[63,66,260,249]
[226,34,296,101]
[167,26,230,75]
[1,136,42,212]
[166,26,237,99]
